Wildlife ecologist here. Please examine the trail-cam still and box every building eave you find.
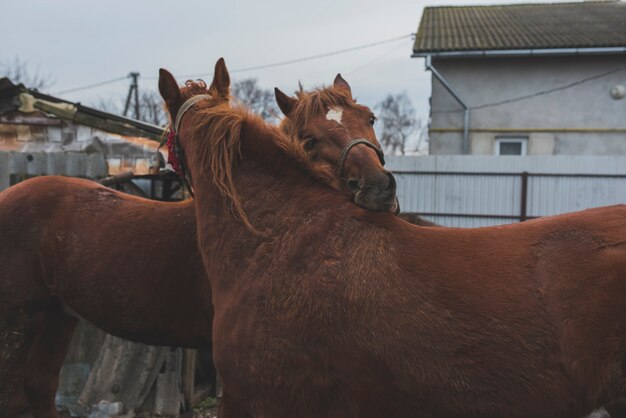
[412,46,626,59]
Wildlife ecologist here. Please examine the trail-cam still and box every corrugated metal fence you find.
[4,153,626,229]
[386,156,626,228]
[0,151,107,191]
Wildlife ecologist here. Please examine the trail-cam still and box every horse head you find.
[276,76,398,213]
[159,58,399,216]
[158,58,234,194]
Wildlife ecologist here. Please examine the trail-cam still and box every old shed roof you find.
[413,1,626,55]
[0,78,164,141]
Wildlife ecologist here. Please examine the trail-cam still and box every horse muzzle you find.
[353,170,398,213]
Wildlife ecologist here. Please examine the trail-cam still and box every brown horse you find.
[0,72,394,418]
[159,58,626,418]
[0,178,208,418]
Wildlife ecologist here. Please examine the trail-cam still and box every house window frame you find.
[495,136,528,156]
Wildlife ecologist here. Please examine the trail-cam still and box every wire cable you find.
[148,33,415,80]
[346,42,409,76]
[53,34,414,93]
[55,76,128,95]
[432,65,626,114]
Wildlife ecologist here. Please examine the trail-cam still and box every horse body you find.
[206,162,626,418]
[1,176,211,346]
[167,68,625,416]
[0,176,210,417]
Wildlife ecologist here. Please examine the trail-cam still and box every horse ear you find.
[210,57,231,98]
[333,73,352,98]
[158,68,182,115]
[274,88,297,116]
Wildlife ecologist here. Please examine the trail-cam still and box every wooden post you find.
[182,349,196,409]
[520,171,529,222]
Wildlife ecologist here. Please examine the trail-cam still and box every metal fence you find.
[0,151,107,191]
[386,156,626,228]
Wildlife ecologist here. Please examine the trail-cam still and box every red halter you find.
[163,94,213,196]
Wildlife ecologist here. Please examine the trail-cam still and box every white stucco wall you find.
[428,55,626,155]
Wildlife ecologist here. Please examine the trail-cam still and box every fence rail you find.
[387,156,626,228]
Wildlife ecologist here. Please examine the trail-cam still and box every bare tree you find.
[0,56,54,90]
[93,96,121,114]
[93,90,167,126]
[138,90,167,126]
[405,118,429,155]
[375,92,417,155]
[232,78,278,121]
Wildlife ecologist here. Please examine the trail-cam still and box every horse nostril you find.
[347,179,360,192]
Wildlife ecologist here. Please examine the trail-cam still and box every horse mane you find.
[181,80,339,233]
[181,79,226,101]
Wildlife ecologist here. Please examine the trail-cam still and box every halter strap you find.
[336,138,385,178]
[167,94,212,197]
[174,94,212,134]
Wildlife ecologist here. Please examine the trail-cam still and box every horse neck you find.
[185,113,355,269]
[193,113,333,212]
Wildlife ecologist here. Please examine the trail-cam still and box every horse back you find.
[0,176,212,347]
[392,205,626,414]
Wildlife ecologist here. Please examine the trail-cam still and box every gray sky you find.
[3,0,561,137]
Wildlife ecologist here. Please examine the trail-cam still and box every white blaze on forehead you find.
[325,107,343,124]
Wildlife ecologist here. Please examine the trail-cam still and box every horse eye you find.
[304,137,317,151]
[369,115,377,126]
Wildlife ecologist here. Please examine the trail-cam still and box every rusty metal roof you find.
[413,1,626,55]
[0,77,164,140]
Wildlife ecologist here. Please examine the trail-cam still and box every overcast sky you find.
[3,0,564,138]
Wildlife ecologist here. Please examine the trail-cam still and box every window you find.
[495,137,528,156]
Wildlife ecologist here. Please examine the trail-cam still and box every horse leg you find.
[605,398,626,418]
[7,393,29,418]
[23,309,78,418]
[0,309,36,418]
[219,388,253,418]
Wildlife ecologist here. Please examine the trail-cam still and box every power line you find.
[225,33,414,74]
[145,33,415,80]
[432,65,626,114]
[346,42,408,76]
[53,34,414,95]
[56,33,415,94]
[55,76,128,95]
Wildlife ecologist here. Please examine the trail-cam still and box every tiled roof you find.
[413,1,626,54]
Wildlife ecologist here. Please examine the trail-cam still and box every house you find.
[0,77,183,200]
[412,0,626,156]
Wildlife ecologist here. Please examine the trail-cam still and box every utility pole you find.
[123,72,140,119]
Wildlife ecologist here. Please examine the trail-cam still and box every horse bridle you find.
[164,94,212,197]
[336,138,398,215]
[336,139,386,178]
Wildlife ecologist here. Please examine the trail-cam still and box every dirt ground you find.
[185,408,219,418]
[58,407,219,418]
[56,394,219,418]
[141,407,219,418]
